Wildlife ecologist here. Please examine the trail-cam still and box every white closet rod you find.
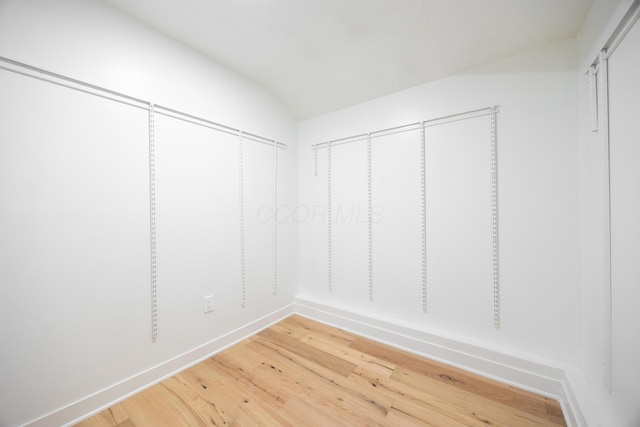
[0,55,287,150]
[312,106,495,150]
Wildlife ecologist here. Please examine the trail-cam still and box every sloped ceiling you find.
[101,0,593,119]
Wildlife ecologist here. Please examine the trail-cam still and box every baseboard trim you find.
[293,296,586,427]
[24,299,588,427]
[24,304,295,427]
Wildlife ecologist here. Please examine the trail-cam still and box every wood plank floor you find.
[76,315,566,426]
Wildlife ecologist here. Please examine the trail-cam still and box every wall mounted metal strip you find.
[420,123,428,314]
[367,134,373,301]
[589,65,599,132]
[273,139,279,296]
[582,0,640,69]
[239,132,247,308]
[490,106,500,329]
[598,50,613,394]
[311,107,494,150]
[314,144,318,177]
[587,48,614,393]
[0,55,148,107]
[0,56,287,150]
[153,106,287,150]
[327,141,333,292]
[149,104,158,341]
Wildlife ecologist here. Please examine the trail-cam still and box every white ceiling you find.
[101,0,593,119]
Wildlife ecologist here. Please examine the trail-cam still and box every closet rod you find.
[0,55,287,149]
[312,106,495,150]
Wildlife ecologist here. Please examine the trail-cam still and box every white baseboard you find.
[293,296,587,427]
[24,299,589,427]
[24,304,295,427]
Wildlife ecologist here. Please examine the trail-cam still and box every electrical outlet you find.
[203,295,213,313]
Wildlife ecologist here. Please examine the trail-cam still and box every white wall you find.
[608,23,640,425]
[298,39,581,366]
[0,0,297,426]
[1,0,637,425]
[577,1,640,425]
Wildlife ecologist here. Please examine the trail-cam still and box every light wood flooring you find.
[76,315,566,426]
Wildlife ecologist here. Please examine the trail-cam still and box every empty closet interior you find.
[0,0,638,426]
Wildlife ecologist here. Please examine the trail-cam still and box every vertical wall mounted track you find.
[327,141,333,292]
[490,106,500,329]
[314,144,318,177]
[149,103,158,341]
[273,140,279,296]
[239,132,247,308]
[367,135,374,301]
[598,50,613,393]
[420,123,427,314]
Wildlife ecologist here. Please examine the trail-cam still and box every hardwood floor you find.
[76,315,566,426]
